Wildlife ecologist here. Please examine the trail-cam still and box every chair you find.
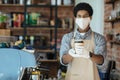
[0,48,36,80]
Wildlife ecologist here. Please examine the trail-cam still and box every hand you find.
[75,47,90,58]
[62,54,73,64]
[80,49,90,58]
[74,45,84,55]
[68,49,80,57]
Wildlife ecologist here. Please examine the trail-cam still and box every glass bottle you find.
[31,68,40,80]
[2,0,8,4]
[116,3,120,17]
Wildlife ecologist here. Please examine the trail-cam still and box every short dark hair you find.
[73,2,93,17]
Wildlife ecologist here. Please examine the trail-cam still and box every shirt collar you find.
[75,28,92,39]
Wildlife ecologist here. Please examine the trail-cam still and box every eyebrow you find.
[77,14,89,17]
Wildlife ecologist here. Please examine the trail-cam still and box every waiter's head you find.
[74,2,93,17]
[74,2,93,32]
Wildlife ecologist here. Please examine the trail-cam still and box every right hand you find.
[62,53,73,64]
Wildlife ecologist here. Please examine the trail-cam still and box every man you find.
[59,2,107,80]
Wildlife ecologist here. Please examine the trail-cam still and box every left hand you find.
[81,49,90,58]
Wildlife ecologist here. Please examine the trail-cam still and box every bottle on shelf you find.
[109,10,116,20]
[27,0,31,5]
[116,3,120,17]
[19,0,24,5]
[2,0,9,4]
[30,36,34,46]
[63,0,72,5]
[51,0,62,5]
[31,68,40,80]
[13,0,19,4]
[19,36,23,41]
[0,0,2,4]
[13,13,18,28]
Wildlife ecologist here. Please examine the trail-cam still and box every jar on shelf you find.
[2,0,9,4]
[116,3,120,17]
[106,30,114,41]
[108,10,117,20]
[51,0,62,5]
[63,0,72,5]
[19,0,24,5]
[0,0,2,4]
[31,68,40,80]
[27,0,31,5]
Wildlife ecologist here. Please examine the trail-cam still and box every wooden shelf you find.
[105,18,116,22]
[39,59,58,62]
[26,4,56,8]
[0,4,24,12]
[11,28,52,36]
[0,4,74,7]
[109,40,120,47]
[11,27,55,30]
[35,49,55,53]
[116,16,120,20]
[58,5,74,7]
[11,27,72,32]
[0,4,24,7]
[111,41,120,45]
[23,25,55,28]
[105,16,120,23]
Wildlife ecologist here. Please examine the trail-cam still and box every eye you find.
[83,15,89,18]
[76,15,89,18]
[77,15,81,18]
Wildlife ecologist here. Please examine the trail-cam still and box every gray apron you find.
[65,32,100,80]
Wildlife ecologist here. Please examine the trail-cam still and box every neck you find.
[78,27,90,33]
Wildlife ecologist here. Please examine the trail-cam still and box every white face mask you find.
[75,17,91,30]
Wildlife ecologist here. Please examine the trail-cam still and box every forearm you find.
[90,53,104,65]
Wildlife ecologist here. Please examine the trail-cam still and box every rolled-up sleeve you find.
[59,33,72,66]
[94,34,107,69]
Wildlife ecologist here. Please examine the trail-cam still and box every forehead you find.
[76,10,89,15]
